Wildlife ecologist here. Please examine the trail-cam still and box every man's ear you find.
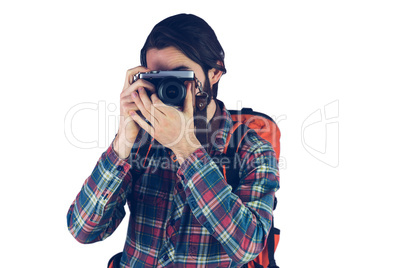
[208,61,224,87]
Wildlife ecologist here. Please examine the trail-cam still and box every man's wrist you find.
[174,147,200,165]
[173,137,202,165]
[113,133,134,160]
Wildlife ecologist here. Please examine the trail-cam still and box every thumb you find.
[183,82,194,116]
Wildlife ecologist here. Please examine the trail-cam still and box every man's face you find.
[146,46,208,96]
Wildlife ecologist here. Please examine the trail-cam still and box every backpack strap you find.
[107,252,122,268]
[221,122,250,191]
[266,219,280,268]
[129,130,156,172]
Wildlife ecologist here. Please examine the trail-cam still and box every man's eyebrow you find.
[171,66,191,71]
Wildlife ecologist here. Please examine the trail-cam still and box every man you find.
[67,14,279,267]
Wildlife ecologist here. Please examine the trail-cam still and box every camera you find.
[138,70,194,107]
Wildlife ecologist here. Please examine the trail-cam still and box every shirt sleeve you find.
[177,133,279,265]
[66,143,133,244]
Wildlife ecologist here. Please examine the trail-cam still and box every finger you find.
[120,79,156,114]
[123,94,161,116]
[123,66,150,89]
[129,110,155,137]
[183,82,194,116]
[122,78,156,99]
[150,93,168,116]
[122,101,139,114]
[133,87,160,125]
[150,93,184,121]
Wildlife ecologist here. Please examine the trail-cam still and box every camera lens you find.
[165,85,179,99]
[157,77,186,106]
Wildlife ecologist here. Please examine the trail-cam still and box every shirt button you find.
[177,182,183,190]
[190,199,197,208]
[163,255,169,261]
[116,166,124,172]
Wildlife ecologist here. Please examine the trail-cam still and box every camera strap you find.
[194,92,209,147]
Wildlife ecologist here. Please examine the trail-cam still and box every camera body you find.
[138,70,194,107]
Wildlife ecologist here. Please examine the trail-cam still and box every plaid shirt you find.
[67,102,279,268]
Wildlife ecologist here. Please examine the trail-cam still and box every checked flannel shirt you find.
[67,101,279,267]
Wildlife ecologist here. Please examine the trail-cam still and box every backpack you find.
[108,107,281,268]
[226,108,280,268]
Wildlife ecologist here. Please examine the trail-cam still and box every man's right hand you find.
[113,66,154,159]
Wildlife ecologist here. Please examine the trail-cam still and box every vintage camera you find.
[138,70,194,106]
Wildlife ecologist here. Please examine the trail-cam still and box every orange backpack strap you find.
[129,130,156,172]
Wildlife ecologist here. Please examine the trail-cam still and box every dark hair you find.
[140,14,226,99]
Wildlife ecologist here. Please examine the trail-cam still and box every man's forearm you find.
[67,144,132,244]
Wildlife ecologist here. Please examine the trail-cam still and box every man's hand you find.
[113,66,154,159]
[129,82,201,164]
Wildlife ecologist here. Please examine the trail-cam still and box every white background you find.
[1,0,401,267]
